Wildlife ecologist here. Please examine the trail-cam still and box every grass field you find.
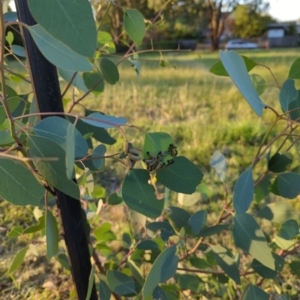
[1,48,300,299]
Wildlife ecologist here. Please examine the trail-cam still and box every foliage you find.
[232,4,274,38]
[2,1,300,300]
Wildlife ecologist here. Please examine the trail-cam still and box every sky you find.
[268,0,300,21]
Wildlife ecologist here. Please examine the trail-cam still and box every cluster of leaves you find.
[3,1,300,300]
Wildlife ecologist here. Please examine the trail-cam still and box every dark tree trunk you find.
[15,1,98,299]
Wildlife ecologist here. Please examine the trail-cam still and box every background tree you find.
[232,4,274,38]
[204,0,269,51]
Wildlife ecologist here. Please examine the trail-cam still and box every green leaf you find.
[277,172,300,199]
[86,264,95,300]
[57,253,70,271]
[94,223,116,242]
[83,112,127,128]
[289,259,300,276]
[99,281,111,300]
[220,51,264,117]
[143,245,178,299]
[274,234,296,250]
[28,25,92,71]
[4,12,18,22]
[33,116,88,159]
[254,174,271,203]
[59,69,88,93]
[242,284,269,300]
[279,219,299,240]
[268,152,293,173]
[91,144,106,170]
[107,193,123,205]
[233,213,275,270]
[65,124,75,179]
[0,158,44,206]
[29,135,80,199]
[23,215,45,234]
[233,166,254,214]
[257,202,295,223]
[97,31,116,53]
[168,206,191,231]
[107,270,136,296]
[210,150,226,182]
[153,286,167,300]
[250,74,267,96]
[174,274,202,292]
[137,240,160,250]
[7,226,23,238]
[279,79,298,112]
[46,209,58,259]
[83,72,104,94]
[288,57,300,79]
[8,246,28,273]
[190,257,210,269]
[188,210,207,235]
[11,45,26,57]
[250,252,285,278]
[288,90,300,121]
[210,55,256,76]
[157,156,203,194]
[198,224,229,237]
[211,245,241,284]
[28,0,96,56]
[123,9,145,45]
[100,58,119,85]
[146,221,176,241]
[0,96,21,124]
[0,119,24,146]
[122,169,164,218]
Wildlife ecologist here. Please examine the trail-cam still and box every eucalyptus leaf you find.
[46,209,58,259]
[242,284,269,300]
[279,79,297,112]
[122,169,164,218]
[0,158,44,206]
[7,226,23,238]
[257,202,295,224]
[29,135,80,199]
[143,245,178,299]
[233,166,254,214]
[100,58,119,85]
[250,252,285,278]
[33,116,88,159]
[83,72,104,94]
[277,172,300,199]
[279,219,299,240]
[250,74,267,96]
[99,280,111,300]
[65,124,75,179]
[97,31,116,53]
[28,0,96,56]
[211,245,241,284]
[8,246,28,274]
[233,213,275,270]
[220,51,264,117]
[288,57,300,79]
[28,25,92,71]
[210,55,257,76]
[188,210,207,235]
[59,69,88,92]
[168,206,191,231]
[157,156,203,194]
[123,9,145,45]
[210,150,226,182]
[83,112,127,128]
[107,270,136,296]
[268,152,293,173]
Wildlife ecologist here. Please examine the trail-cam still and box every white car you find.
[225,39,258,50]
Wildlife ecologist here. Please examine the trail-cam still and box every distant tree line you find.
[93,0,273,51]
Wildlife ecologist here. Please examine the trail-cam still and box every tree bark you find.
[15,1,98,299]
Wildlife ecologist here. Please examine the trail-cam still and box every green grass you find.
[1,48,300,299]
